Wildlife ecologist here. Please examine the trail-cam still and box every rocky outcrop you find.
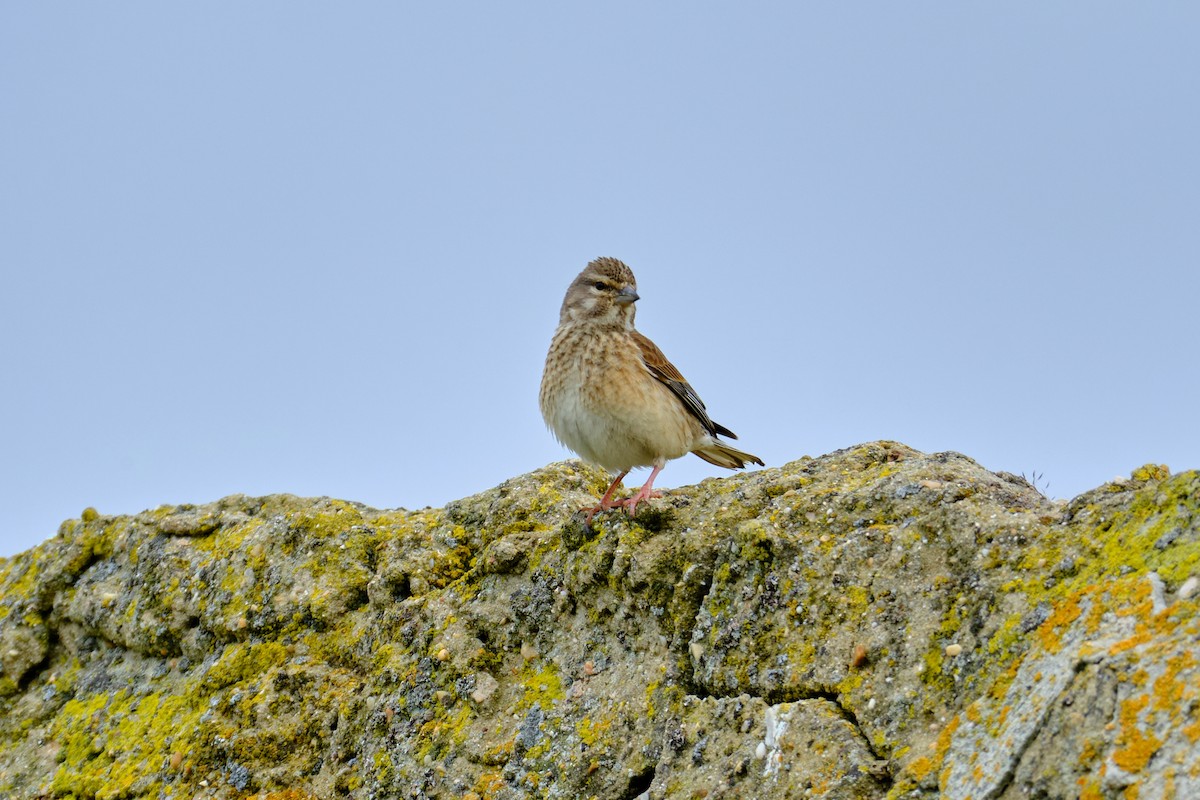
[0,442,1196,799]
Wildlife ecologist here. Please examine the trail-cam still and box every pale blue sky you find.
[3,4,1198,557]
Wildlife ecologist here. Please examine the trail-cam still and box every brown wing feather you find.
[632,331,739,440]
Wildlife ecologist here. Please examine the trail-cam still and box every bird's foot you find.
[620,487,664,517]
[582,470,630,525]
[583,494,628,525]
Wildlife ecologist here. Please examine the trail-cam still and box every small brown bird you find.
[539,257,763,522]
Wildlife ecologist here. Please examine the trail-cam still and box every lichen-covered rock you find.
[0,442,1196,799]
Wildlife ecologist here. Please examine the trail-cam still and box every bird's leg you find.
[621,464,665,517]
[584,470,629,524]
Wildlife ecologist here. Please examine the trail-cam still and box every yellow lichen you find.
[906,755,935,780]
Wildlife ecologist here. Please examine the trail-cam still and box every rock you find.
[0,442,1196,799]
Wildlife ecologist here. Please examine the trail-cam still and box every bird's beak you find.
[615,286,640,305]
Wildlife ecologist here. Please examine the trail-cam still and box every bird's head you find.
[559,257,640,328]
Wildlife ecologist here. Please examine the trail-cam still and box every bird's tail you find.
[692,440,765,470]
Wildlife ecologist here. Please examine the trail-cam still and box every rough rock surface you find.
[1,442,1197,800]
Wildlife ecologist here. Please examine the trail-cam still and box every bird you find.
[539,257,763,522]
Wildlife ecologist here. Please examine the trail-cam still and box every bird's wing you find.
[632,330,739,440]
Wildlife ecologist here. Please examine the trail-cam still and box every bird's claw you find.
[583,495,625,525]
[583,489,662,524]
[620,489,663,517]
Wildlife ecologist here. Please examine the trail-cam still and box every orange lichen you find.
[1152,652,1196,713]
[1112,695,1162,773]
[472,770,507,798]
[1036,596,1082,653]
[935,715,963,791]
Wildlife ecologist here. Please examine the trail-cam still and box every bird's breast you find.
[540,325,702,471]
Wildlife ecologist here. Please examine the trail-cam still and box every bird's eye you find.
[592,281,607,291]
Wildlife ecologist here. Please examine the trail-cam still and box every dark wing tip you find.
[712,421,738,440]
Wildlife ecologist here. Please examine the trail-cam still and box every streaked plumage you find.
[539,257,763,521]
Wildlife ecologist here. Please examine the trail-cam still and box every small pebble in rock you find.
[945,644,963,657]
[850,644,869,669]
[471,673,499,704]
